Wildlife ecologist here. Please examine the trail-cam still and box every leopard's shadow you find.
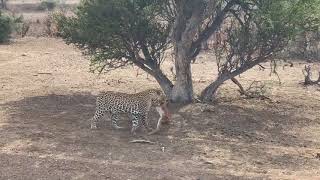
[0,93,183,170]
[1,92,173,141]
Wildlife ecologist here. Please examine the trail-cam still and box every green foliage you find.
[216,0,320,72]
[0,11,24,43]
[254,0,320,41]
[56,0,171,73]
[215,0,320,63]
[0,11,11,43]
[39,0,58,11]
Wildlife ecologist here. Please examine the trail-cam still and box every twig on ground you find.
[37,72,52,75]
[129,139,156,144]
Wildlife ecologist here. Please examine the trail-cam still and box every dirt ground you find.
[1,1,320,179]
[1,37,320,180]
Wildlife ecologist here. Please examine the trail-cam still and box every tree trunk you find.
[171,48,193,103]
[201,56,271,102]
[200,75,228,102]
[132,61,173,99]
[1,0,6,9]
[170,0,205,103]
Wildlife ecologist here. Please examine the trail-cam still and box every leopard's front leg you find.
[130,113,141,135]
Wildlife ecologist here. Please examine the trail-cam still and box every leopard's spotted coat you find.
[90,89,167,134]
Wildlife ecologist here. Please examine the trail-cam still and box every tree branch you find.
[189,0,239,59]
[231,77,247,95]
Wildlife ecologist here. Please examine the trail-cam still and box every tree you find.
[170,0,236,102]
[56,0,320,103]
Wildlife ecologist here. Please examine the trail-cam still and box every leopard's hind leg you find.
[111,112,124,129]
[91,109,104,129]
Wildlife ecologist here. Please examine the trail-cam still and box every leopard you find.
[90,89,168,135]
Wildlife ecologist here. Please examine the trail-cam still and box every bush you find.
[0,11,12,43]
[12,15,30,37]
[44,11,61,37]
[38,0,57,11]
[0,11,25,42]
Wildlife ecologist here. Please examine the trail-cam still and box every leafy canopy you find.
[215,0,320,73]
[56,0,171,73]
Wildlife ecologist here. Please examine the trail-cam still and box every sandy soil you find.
[1,37,320,180]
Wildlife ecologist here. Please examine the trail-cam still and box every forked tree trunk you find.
[170,0,205,103]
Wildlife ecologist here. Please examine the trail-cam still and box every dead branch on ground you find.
[129,139,156,144]
[303,65,320,85]
[231,78,271,100]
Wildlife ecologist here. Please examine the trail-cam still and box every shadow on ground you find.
[0,93,319,179]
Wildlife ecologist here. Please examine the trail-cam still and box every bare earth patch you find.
[1,37,320,179]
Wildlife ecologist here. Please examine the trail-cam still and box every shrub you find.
[15,20,30,38]
[44,11,61,37]
[0,11,12,42]
[38,0,57,11]
[0,11,26,42]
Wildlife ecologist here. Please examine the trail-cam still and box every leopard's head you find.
[144,89,171,120]
[146,89,167,106]
[149,89,171,120]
